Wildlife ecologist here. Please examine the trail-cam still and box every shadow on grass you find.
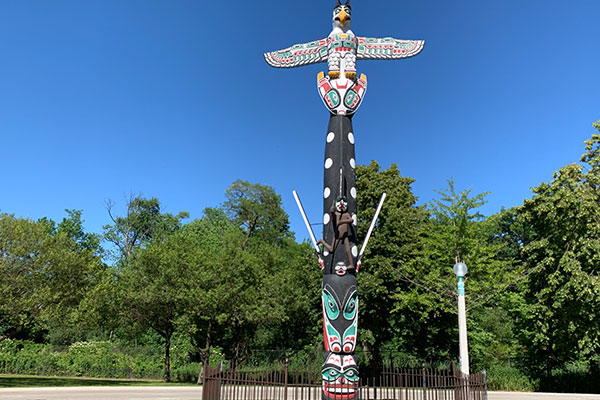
[0,374,189,388]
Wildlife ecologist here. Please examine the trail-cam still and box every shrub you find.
[172,362,202,383]
[0,340,165,380]
[486,363,535,392]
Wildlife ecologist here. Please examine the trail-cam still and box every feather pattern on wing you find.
[264,39,329,68]
[356,37,425,60]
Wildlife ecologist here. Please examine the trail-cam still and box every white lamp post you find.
[453,262,470,375]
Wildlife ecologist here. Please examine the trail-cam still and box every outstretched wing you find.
[264,38,328,68]
[356,37,425,60]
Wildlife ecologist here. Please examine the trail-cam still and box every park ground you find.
[1,375,600,400]
[1,387,600,399]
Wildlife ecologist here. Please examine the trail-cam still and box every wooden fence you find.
[202,362,487,400]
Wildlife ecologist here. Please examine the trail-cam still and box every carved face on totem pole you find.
[333,1,352,30]
[322,274,358,354]
[322,353,359,400]
[335,196,348,213]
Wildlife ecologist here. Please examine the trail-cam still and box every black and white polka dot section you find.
[351,245,358,257]
[324,213,331,225]
[325,158,333,169]
[327,132,335,143]
[350,158,356,169]
[350,187,357,199]
[352,214,357,226]
[324,187,331,199]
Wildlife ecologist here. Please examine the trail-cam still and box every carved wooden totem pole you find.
[264,2,424,399]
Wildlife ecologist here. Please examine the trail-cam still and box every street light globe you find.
[453,262,468,277]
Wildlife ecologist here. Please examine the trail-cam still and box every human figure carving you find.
[318,196,355,270]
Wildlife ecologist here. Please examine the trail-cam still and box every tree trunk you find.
[164,334,172,382]
[197,320,212,385]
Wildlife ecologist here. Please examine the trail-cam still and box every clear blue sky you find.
[1,0,599,241]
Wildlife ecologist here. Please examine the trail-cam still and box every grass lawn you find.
[0,374,196,388]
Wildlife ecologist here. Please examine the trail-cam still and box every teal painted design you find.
[323,290,340,320]
[322,366,359,382]
[457,276,465,295]
[326,324,339,341]
[343,291,358,320]
[264,38,329,68]
[356,37,425,60]
[327,91,341,108]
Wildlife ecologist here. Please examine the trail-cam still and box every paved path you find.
[490,392,600,400]
[0,386,202,399]
[1,387,600,400]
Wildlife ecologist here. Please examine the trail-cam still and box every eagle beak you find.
[339,10,347,26]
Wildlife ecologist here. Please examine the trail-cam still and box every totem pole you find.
[264,2,424,399]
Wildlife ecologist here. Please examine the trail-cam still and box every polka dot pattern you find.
[324,213,331,225]
[327,132,335,143]
[324,187,331,199]
[348,132,355,144]
[350,187,357,199]
[350,158,356,169]
[352,214,357,226]
[351,245,358,257]
[325,158,333,169]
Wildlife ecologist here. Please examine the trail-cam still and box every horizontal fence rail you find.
[202,363,487,400]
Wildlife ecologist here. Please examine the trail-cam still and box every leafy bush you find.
[538,362,600,393]
[172,362,202,383]
[486,363,535,392]
[0,340,164,380]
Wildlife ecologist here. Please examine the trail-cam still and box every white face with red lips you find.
[322,354,359,400]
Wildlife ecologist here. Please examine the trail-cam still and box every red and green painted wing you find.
[264,39,329,68]
[356,37,425,60]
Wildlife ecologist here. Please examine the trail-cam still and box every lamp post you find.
[453,262,470,375]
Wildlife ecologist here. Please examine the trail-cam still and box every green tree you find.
[0,213,106,344]
[104,196,188,263]
[182,201,315,372]
[0,215,49,340]
[223,180,291,249]
[118,229,200,382]
[518,121,600,377]
[355,161,427,364]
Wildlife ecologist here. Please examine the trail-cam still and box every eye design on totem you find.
[343,368,359,382]
[323,367,340,380]
[322,365,359,382]
[323,289,340,320]
[343,291,358,320]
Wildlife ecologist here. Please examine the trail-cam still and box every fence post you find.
[218,360,223,400]
[422,363,426,400]
[202,362,207,400]
[452,363,461,400]
[284,358,289,400]
[482,369,488,400]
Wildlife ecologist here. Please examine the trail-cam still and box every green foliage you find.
[103,196,189,263]
[172,362,202,383]
[429,179,489,265]
[486,363,536,392]
[223,180,291,248]
[355,161,427,360]
[0,340,164,380]
[517,121,600,377]
[0,212,107,344]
